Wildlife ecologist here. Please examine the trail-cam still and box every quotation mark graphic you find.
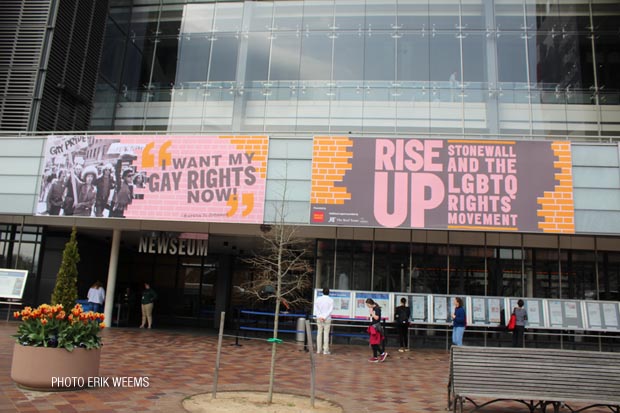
[227,193,254,217]
[142,141,172,168]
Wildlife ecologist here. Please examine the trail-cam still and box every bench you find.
[448,346,620,413]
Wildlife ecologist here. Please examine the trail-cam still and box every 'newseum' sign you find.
[310,137,574,233]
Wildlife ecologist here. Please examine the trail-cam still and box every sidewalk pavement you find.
[0,322,611,412]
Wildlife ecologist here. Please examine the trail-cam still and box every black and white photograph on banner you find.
[36,135,146,218]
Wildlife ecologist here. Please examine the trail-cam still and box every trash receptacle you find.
[296,317,306,342]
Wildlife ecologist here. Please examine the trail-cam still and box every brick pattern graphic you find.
[219,135,268,179]
[311,136,353,205]
[536,141,575,233]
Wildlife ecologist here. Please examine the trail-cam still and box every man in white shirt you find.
[313,288,334,355]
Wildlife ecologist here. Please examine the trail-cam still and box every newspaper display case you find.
[310,289,620,335]
[470,296,505,327]
[313,289,353,319]
[352,291,392,321]
[506,298,546,329]
[394,294,429,323]
[430,295,469,325]
[584,300,620,332]
[545,298,585,330]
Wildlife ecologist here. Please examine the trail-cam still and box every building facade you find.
[0,0,619,333]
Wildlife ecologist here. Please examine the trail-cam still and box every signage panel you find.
[310,137,574,233]
[36,135,268,223]
[0,269,28,300]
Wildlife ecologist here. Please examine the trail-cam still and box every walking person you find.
[87,281,105,313]
[451,297,466,347]
[365,298,387,362]
[394,297,411,352]
[313,288,334,355]
[512,299,528,348]
[140,282,157,329]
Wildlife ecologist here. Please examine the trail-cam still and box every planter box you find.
[11,343,101,390]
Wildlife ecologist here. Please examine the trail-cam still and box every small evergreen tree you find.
[51,227,80,310]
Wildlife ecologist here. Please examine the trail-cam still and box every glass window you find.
[397,33,429,82]
[461,0,485,30]
[159,4,183,36]
[563,250,596,300]
[573,167,620,189]
[182,3,215,34]
[572,145,619,167]
[150,37,178,89]
[429,33,460,82]
[373,242,410,292]
[301,1,334,31]
[462,32,487,85]
[335,240,372,291]
[488,247,523,297]
[129,5,160,38]
[528,248,559,298]
[208,35,239,82]
[175,36,210,84]
[365,33,395,82]
[558,2,590,33]
[334,32,365,81]
[316,239,335,290]
[495,0,526,31]
[365,0,396,31]
[270,33,301,81]
[265,179,310,201]
[497,33,528,84]
[397,0,429,30]
[598,251,620,301]
[121,38,151,99]
[213,2,243,33]
[244,1,274,32]
[266,159,311,180]
[245,33,271,82]
[273,1,303,31]
[299,32,332,81]
[412,244,448,294]
[100,22,127,86]
[109,4,131,33]
[334,0,365,30]
[525,0,561,32]
[429,0,460,30]
[595,34,620,94]
[592,0,620,32]
[449,245,488,296]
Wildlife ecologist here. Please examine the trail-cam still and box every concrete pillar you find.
[104,229,121,327]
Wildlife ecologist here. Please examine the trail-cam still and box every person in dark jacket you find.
[140,282,157,329]
[394,297,411,352]
[46,170,66,215]
[452,297,466,346]
[94,163,115,217]
[512,299,528,348]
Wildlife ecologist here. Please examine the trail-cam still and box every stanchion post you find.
[231,308,242,347]
[305,320,315,408]
[212,311,225,399]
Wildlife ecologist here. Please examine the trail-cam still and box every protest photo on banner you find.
[36,135,268,223]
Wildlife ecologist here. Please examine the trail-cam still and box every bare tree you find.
[240,182,312,403]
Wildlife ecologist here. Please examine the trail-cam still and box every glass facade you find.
[90,0,620,136]
[316,236,620,301]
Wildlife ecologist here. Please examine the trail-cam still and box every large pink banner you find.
[36,135,268,223]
